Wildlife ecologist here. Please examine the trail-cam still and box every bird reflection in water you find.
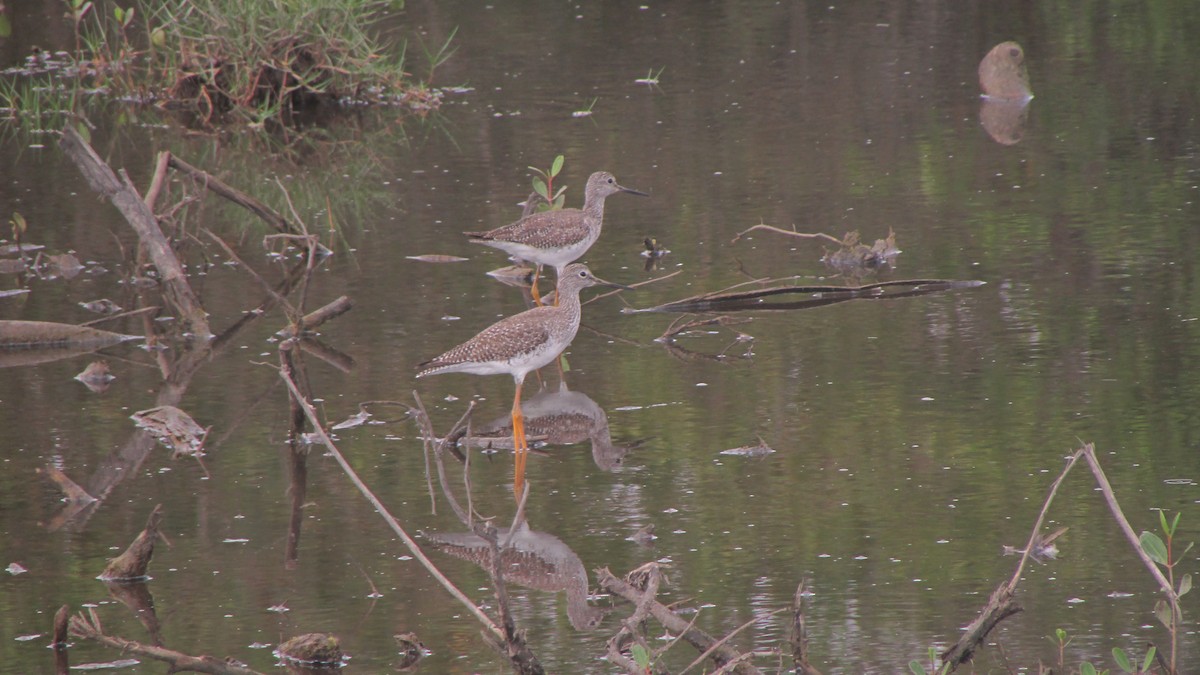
[471,379,634,472]
[427,513,608,631]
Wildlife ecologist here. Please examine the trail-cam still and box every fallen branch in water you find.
[166,154,299,236]
[100,504,166,581]
[626,277,984,314]
[275,341,506,644]
[69,607,264,675]
[59,127,212,340]
[597,563,761,674]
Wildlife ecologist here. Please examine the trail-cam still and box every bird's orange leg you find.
[512,380,527,501]
[529,265,544,306]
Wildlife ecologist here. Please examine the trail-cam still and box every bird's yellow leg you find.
[529,265,544,306]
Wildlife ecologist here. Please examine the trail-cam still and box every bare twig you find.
[144,151,171,212]
[1079,444,1180,609]
[166,154,298,235]
[730,223,842,246]
[277,295,354,338]
[680,608,786,675]
[598,566,761,674]
[275,343,504,642]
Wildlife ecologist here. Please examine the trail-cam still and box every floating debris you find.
[821,229,900,273]
[79,298,124,315]
[75,360,115,392]
[641,237,669,259]
[405,254,469,263]
[131,405,208,458]
[720,437,775,458]
[394,632,426,670]
[275,633,345,667]
[331,410,372,430]
[6,561,28,575]
[626,524,657,546]
[1002,526,1067,564]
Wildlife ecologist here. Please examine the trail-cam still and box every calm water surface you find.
[2,1,1199,672]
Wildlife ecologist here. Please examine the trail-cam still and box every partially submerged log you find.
[69,608,264,675]
[100,504,164,581]
[60,127,213,340]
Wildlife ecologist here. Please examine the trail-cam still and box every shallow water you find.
[2,1,1199,672]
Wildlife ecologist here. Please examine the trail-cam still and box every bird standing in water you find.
[416,263,629,499]
[466,171,646,304]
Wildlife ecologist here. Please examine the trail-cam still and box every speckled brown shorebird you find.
[465,171,647,304]
[416,263,628,498]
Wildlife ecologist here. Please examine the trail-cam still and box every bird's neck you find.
[581,195,607,219]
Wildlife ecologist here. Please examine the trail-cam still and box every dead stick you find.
[730,223,842,246]
[790,580,823,675]
[598,567,760,674]
[942,447,1084,669]
[275,345,505,642]
[204,230,294,314]
[52,604,69,648]
[679,608,786,675]
[166,155,297,235]
[70,608,263,674]
[1006,448,1082,591]
[1080,443,1179,603]
[144,151,171,212]
[278,296,354,338]
[59,126,212,340]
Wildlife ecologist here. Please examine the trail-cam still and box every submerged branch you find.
[275,342,505,643]
[69,608,264,675]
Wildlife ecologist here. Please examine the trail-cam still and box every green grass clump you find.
[141,0,447,122]
[2,0,451,129]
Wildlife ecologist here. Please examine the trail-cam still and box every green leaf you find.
[1140,531,1168,565]
[1154,598,1173,628]
[1158,509,1170,535]
[559,354,570,372]
[1112,647,1132,672]
[0,14,12,39]
[113,6,124,21]
[1178,572,1191,597]
[532,177,548,200]
[631,643,650,667]
[1080,662,1098,675]
[550,154,564,178]
[10,212,27,234]
[1142,646,1156,671]
[908,661,927,675]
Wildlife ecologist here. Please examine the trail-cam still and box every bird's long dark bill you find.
[619,185,650,197]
